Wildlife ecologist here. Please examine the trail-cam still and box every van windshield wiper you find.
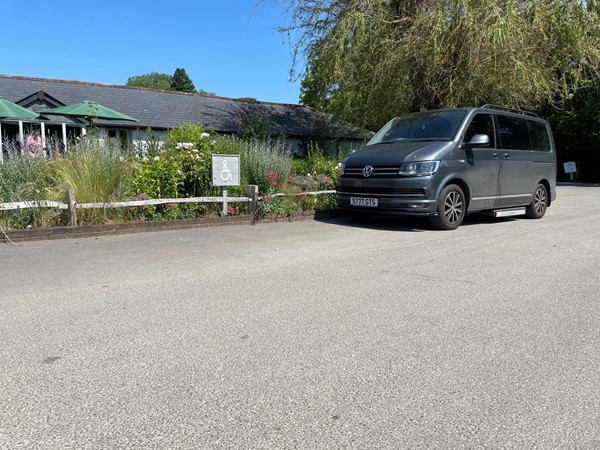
[374,138,408,144]
[410,138,451,142]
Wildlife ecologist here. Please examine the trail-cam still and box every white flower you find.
[192,148,199,153]
[200,132,210,139]
[153,156,160,161]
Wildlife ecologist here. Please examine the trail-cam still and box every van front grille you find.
[344,165,400,177]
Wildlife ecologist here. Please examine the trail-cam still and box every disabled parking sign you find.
[212,154,240,186]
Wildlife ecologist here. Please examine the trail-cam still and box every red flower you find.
[267,170,277,182]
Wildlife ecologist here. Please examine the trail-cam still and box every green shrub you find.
[164,122,208,149]
[0,156,60,229]
[245,139,293,193]
[133,124,212,202]
[128,124,249,220]
[237,104,271,141]
[314,193,337,210]
[129,154,185,199]
[162,123,246,197]
[292,142,344,187]
[0,157,48,202]
[45,136,130,224]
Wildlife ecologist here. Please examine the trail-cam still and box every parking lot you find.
[1,184,599,448]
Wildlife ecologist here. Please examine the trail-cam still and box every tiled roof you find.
[0,75,372,140]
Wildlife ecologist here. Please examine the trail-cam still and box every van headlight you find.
[339,162,346,176]
[399,161,440,176]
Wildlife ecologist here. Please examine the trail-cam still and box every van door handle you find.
[504,153,511,158]
[492,152,499,158]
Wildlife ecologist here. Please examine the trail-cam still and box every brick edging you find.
[1,210,337,243]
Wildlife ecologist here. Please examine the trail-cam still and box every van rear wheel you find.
[525,183,548,219]
[429,184,466,230]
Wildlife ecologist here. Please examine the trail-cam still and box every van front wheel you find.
[429,184,466,230]
[525,183,548,219]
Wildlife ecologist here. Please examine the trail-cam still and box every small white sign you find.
[564,161,577,174]
[212,154,240,186]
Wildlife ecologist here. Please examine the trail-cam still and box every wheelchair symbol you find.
[220,160,232,182]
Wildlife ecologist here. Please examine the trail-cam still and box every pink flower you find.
[267,170,277,182]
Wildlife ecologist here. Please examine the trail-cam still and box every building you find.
[0,75,371,158]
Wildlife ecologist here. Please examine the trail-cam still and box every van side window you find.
[497,115,531,150]
[528,121,551,152]
[464,114,495,147]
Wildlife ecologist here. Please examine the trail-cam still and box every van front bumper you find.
[336,194,438,216]
[336,179,439,216]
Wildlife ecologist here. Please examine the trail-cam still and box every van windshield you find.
[367,110,467,145]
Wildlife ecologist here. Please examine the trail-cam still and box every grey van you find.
[336,105,557,229]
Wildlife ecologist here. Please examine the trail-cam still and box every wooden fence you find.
[0,186,337,226]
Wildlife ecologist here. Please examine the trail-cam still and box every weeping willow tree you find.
[271,0,600,130]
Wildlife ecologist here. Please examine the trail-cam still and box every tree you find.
[127,68,206,94]
[276,0,600,130]
[236,102,272,141]
[299,56,332,113]
[126,72,173,90]
[171,68,196,93]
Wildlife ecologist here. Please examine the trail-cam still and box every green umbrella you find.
[39,100,137,122]
[0,96,39,119]
[0,97,39,163]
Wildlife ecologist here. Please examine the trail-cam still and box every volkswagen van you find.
[336,105,557,229]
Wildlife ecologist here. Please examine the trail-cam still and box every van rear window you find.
[528,121,551,152]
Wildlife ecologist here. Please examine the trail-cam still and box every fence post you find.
[247,185,258,225]
[221,186,228,216]
[66,189,77,227]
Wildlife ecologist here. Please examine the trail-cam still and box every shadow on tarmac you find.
[316,209,523,233]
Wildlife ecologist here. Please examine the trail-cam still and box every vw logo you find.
[362,165,374,178]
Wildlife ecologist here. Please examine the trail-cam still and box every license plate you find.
[350,197,378,207]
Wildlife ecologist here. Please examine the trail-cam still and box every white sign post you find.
[563,161,577,181]
[211,154,241,215]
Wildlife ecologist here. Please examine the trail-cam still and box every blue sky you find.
[0,0,303,104]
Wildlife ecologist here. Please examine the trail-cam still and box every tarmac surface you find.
[1,184,599,448]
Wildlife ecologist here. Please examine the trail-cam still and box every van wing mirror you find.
[465,134,490,148]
